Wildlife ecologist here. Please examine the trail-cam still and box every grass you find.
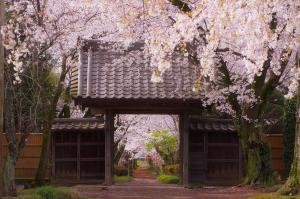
[249,193,300,199]
[157,174,179,184]
[113,175,132,183]
[15,186,86,199]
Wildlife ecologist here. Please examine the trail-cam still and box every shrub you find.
[283,97,297,177]
[162,164,180,175]
[18,186,83,199]
[157,174,179,184]
[146,131,178,165]
[113,175,132,183]
[249,193,300,199]
[148,158,161,175]
[114,165,129,176]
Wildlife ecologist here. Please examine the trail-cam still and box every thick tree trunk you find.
[2,153,16,196]
[237,121,273,185]
[278,105,299,194]
[0,1,5,198]
[278,48,300,195]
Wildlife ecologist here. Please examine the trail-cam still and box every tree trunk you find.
[0,1,5,197]
[278,48,300,195]
[114,144,125,165]
[35,56,69,185]
[237,121,273,185]
[278,102,299,194]
[34,123,52,185]
[2,153,16,196]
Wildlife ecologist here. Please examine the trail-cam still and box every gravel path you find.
[74,178,270,199]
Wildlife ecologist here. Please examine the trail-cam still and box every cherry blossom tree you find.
[1,0,120,194]
[112,0,300,185]
[2,0,299,193]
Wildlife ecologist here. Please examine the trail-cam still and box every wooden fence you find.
[266,134,284,178]
[0,133,284,180]
[1,133,49,179]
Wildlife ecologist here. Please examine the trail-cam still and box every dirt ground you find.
[74,179,272,199]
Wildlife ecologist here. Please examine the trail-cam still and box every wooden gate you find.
[189,118,240,185]
[53,130,105,181]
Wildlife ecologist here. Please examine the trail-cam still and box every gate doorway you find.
[113,114,181,183]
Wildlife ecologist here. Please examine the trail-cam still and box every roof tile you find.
[75,39,202,101]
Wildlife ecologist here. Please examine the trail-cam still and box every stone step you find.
[133,169,156,179]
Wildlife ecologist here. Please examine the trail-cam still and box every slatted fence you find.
[1,133,49,179]
[266,134,284,178]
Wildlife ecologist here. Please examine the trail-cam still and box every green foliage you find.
[263,90,285,134]
[17,186,85,199]
[114,165,129,176]
[162,164,180,175]
[147,130,178,165]
[248,193,300,199]
[283,97,297,177]
[61,87,72,103]
[135,160,142,168]
[113,175,132,183]
[259,142,274,186]
[157,174,179,184]
[147,158,161,175]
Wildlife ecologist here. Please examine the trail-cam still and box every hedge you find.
[283,97,297,177]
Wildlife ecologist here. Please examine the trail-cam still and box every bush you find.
[249,193,300,199]
[148,158,161,175]
[113,175,132,183]
[157,174,179,184]
[114,165,129,176]
[18,186,84,199]
[162,164,180,175]
[283,97,297,177]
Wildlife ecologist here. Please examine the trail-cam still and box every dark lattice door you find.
[189,131,207,183]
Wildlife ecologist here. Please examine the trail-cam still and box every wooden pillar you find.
[238,140,243,181]
[77,133,81,181]
[180,113,189,186]
[105,111,114,185]
[51,133,56,182]
[179,114,183,184]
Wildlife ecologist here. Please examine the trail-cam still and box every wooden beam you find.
[105,111,114,185]
[181,113,190,186]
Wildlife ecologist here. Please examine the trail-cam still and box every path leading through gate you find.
[74,179,270,199]
[132,168,156,179]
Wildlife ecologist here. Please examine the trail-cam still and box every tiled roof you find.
[51,118,104,132]
[189,118,236,133]
[72,39,201,101]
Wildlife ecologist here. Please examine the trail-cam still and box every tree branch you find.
[169,0,191,13]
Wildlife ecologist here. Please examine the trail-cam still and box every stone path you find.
[74,178,270,199]
[132,168,156,179]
